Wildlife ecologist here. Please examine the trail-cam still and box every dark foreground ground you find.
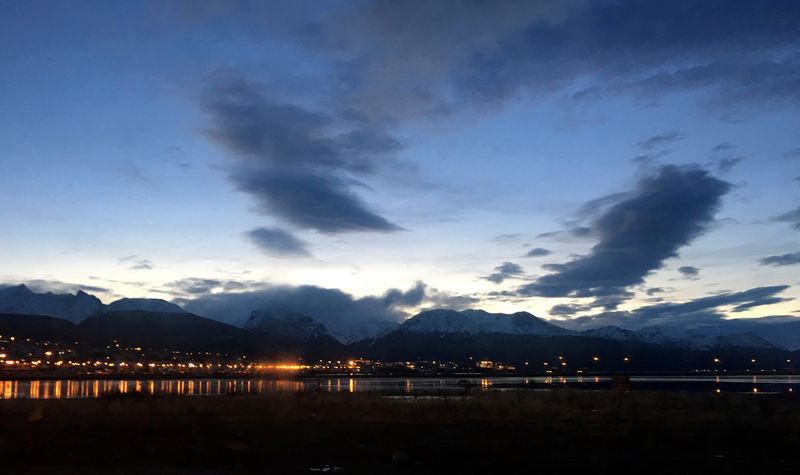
[2,389,800,474]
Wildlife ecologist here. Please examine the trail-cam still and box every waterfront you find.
[2,375,799,400]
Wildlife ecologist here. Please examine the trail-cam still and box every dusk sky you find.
[2,0,799,331]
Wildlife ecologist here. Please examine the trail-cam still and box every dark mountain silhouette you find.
[79,310,248,353]
[351,331,795,372]
[77,310,348,361]
[0,313,79,342]
[103,298,187,314]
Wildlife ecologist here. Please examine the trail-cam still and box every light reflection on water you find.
[0,375,797,400]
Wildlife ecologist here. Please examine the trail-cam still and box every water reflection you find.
[0,375,798,400]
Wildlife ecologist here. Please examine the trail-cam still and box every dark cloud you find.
[181,2,798,128]
[732,297,794,313]
[154,1,779,134]
[678,266,700,279]
[202,74,402,234]
[784,148,800,159]
[382,281,426,307]
[179,281,428,342]
[574,192,634,220]
[771,207,800,231]
[245,227,311,257]
[165,278,224,295]
[709,142,742,174]
[158,278,272,298]
[536,226,593,241]
[233,168,401,233]
[223,281,247,291]
[714,157,742,174]
[566,285,793,329]
[590,61,800,112]
[637,131,680,150]
[518,165,730,299]
[422,290,481,311]
[760,252,800,266]
[524,247,551,258]
[491,233,522,243]
[483,262,524,284]
[646,287,666,296]
[541,263,567,272]
[713,142,735,152]
[447,1,799,116]
[549,303,591,317]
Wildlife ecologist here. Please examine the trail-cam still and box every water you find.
[0,375,797,400]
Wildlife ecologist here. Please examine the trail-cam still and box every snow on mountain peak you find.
[399,309,571,336]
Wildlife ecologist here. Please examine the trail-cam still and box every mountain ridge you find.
[2,284,800,350]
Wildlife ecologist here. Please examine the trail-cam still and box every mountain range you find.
[2,284,800,369]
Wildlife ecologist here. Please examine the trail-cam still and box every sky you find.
[1,0,799,335]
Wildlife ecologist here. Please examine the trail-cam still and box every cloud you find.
[245,227,310,257]
[201,73,402,234]
[678,266,700,279]
[709,142,742,174]
[158,278,272,298]
[482,262,525,284]
[164,278,224,295]
[637,131,680,150]
[118,255,155,271]
[447,1,799,115]
[713,142,735,152]
[565,285,793,329]
[382,280,427,307]
[0,279,112,298]
[760,252,800,267]
[646,287,666,296]
[233,168,401,233]
[178,281,429,341]
[714,157,742,174]
[491,233,522,243]
[536,226,593,241]
[524,247,552,258]
[518,165,731,300]
[180,2,798,129]
[549,303,591,317]
[421,289,481,311]
[731,297,793,313]
[771,207,800,231]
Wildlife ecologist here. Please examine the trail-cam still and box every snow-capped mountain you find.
[581,326,639,341]
[583,324,778,350]
[0,284,104,324]
[340,318,399,344]
[104,298,186,314]
[244,310,332,340]
[399,309,572,336]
